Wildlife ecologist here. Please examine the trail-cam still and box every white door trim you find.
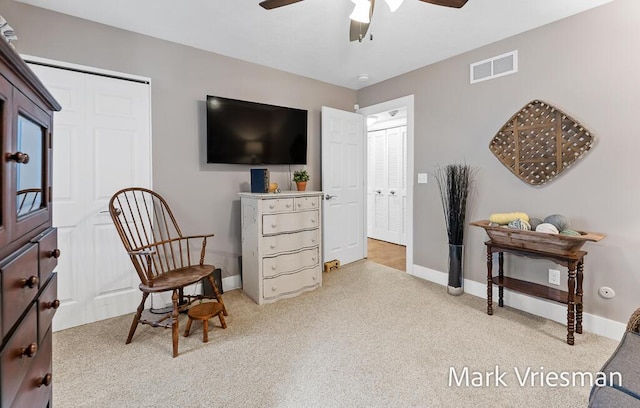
[359,95,414,274]
[21,54,152,83]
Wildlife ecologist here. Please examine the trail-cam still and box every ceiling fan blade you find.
[349,0,375,42]
[418,0,469,8]
[259,0,304,10]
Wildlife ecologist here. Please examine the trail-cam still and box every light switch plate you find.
[418,173,428,184]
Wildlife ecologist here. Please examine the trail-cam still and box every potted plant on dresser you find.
[293,169,309,191]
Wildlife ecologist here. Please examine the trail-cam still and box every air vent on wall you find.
[470,50,518,84]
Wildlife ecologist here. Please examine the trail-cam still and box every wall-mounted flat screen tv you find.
[206,95,308,164]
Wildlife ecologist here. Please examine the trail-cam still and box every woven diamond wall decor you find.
[489,100,594,186]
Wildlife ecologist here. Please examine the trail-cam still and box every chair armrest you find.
[626,308,640,333]
[183,233,215,240]
[185,234,215,266]
[128,249,156,256]
[129,234,215,268]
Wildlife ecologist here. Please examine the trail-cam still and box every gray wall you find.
[358,0,639,324]
[1,0,356,279]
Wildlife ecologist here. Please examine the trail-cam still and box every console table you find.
[485,241,586,345]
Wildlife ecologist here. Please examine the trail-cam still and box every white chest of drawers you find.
[240,191,323,304]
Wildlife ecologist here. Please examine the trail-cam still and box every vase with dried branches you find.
[435,163,477,296]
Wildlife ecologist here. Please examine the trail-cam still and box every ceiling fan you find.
[259,0,469,42]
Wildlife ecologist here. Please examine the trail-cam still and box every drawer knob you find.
[286,203,291,208]
[20,342,37,358]
[312,237,316,242]
[47,299,61,310]
[271,265,277,270]
[297,203,302,207]
[6,151,30,164]
[313,275,317,281]
[271,223,277,228]
[270,243,276,249]
[49,248,61,258]
[21,275,39,288]
[311,219,316,223]
[269,204,275,209]
[272,286,277,291]
[39,373,53,387]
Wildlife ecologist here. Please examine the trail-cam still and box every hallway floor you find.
[367,238,406,271]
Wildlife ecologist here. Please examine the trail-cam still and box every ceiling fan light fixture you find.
[349,0,371,24]
[384,0,405,12]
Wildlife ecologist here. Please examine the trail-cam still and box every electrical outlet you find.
[548,269,561,285]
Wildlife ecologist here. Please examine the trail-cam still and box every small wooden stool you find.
[183,302,226,343]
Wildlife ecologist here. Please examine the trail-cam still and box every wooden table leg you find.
[498,252,504,307]
[566,265,576,345]
[576,259,584,334]
[487,247,493,315]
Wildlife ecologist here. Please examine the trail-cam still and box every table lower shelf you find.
[491,276,581,305]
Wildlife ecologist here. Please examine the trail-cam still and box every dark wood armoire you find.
[0,37,61,407]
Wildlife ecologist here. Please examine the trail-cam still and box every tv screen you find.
[206,95,308,164]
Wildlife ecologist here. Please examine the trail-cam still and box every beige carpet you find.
[53,260,617,407]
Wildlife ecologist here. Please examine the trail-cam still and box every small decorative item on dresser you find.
[293,169,310,191]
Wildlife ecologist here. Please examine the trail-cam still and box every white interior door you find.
[367,126,407,245]
[28,62,152,331]
[321,106,365,265]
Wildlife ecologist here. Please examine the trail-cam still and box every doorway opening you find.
[359,96,414,273]
[367,238,406,271]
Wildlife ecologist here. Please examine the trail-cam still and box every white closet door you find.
[367,126,407,245]
[368,129,387,240]
[28,63,152,331]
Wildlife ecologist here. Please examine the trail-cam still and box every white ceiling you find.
[17,0,613,90]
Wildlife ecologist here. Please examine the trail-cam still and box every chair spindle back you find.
[109,188,196,286]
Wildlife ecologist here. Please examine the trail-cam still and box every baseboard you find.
[222,274,242,291]
[410,265,626,341]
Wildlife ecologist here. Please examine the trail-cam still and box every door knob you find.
[376,190,381,194]
[390,191,396,195]
[325,194,338,200]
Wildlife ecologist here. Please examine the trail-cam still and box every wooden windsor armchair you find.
[109,187,227,357]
